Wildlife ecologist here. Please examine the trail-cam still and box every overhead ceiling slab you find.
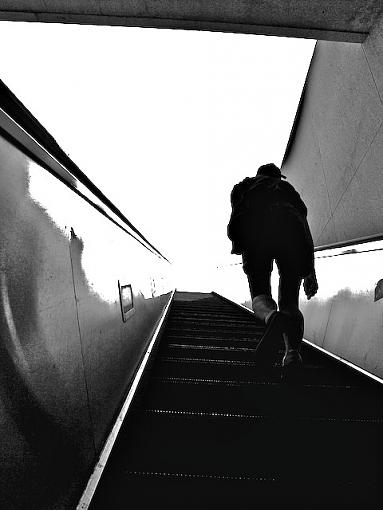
[0,1,382,42]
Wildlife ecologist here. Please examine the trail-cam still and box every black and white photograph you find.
[0,2,382,509]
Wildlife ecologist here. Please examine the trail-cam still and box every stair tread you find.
[89,292,383,509]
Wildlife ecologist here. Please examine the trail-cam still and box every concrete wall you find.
[282,16,383,377]
[283,17,383,248]
[301,241,383,380]
[0,134,173,509]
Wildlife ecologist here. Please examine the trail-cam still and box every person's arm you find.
[281,181,318,298]
[303,271,318,300]
[301,215,318,299]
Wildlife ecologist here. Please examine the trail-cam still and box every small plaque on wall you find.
[118,282,134,322]
[374,279,383,302]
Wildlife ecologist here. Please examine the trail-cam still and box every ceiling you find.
[0,1,382,42]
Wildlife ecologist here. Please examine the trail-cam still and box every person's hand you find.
[303,272,318,300]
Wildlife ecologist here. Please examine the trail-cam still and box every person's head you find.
[256,163,286,179]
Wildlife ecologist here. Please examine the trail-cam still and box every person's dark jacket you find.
[227,175,314,275]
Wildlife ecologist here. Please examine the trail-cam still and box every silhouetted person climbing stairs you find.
[227,163,318,380]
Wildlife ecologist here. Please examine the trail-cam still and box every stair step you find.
[89,292,383,509]
[90,471,377,509]
[151,356,361,386]
[93,411,382,484]
[138,377,382,419]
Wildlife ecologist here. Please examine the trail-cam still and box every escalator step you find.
[89,292,383,509]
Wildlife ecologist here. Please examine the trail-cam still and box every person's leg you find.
[247,273,277,324]
[244,253,276,324]
[251,294,277,324]
[243,251,289,363]
[272,208,306,363]
[277,269,304,365]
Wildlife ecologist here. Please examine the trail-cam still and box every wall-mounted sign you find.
[118,282,134,321]
[374,279,383,302]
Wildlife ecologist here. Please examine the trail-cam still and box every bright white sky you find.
[0,22,315,292]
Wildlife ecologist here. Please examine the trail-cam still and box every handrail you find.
[0,79,169,262]
[215,233,383,268]
[314,233,383,252]
[76,288,176,510]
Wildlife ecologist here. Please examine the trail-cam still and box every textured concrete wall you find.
[283,16,383,248]
[282,16,383,377]
[0,134,173,510]
[300,241,383,380]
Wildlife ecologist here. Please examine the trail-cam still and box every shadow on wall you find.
[68,224,168,452]
[0,142,94,509]
[0,134,172,509]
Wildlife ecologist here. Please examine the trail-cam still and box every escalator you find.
[88,291,383,509]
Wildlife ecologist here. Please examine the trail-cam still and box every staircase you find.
[89,292,383,508]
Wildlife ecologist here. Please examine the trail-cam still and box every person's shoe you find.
[254,311,288,364]
[281,350,303,383]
